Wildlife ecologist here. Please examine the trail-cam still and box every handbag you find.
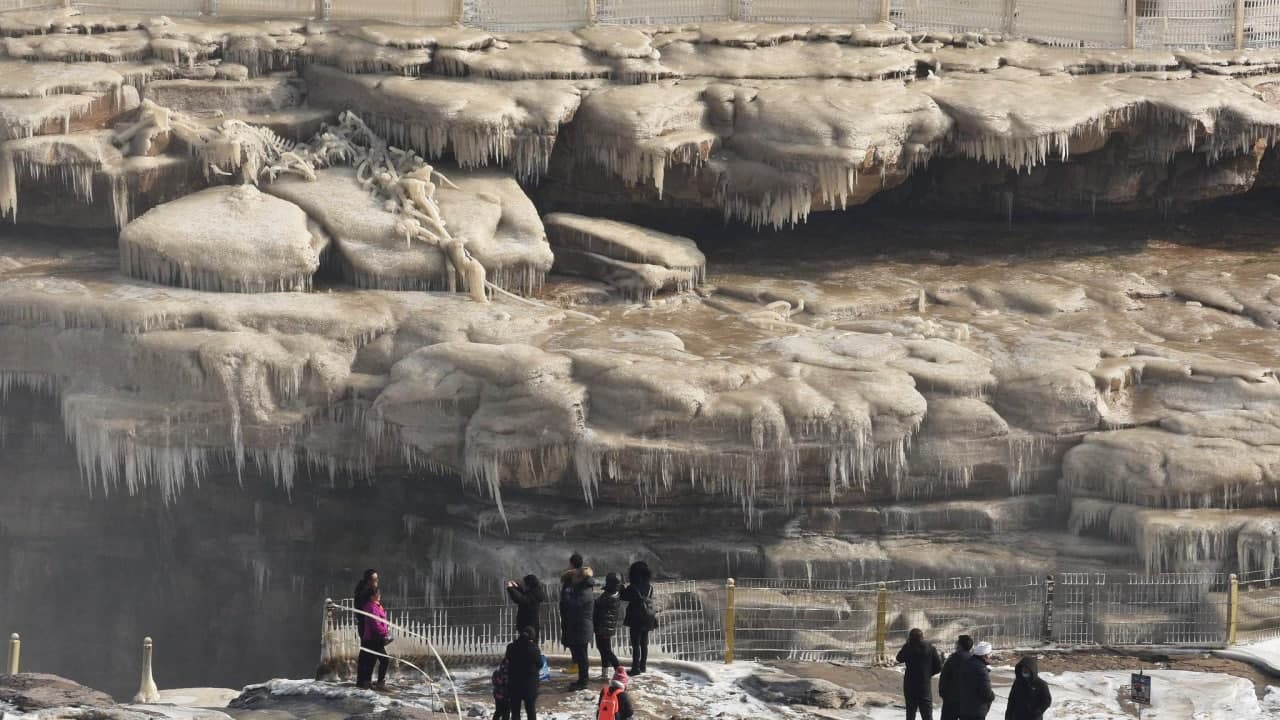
[539,654,551,681]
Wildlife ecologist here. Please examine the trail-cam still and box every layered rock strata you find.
[1,9,1280,618]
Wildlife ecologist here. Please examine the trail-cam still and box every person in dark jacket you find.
[503,627,543,720]
[506,574,547,638]
[1004,657,1052,720]
[593,573,623,678]
[619,560,655,676]
[352,568,378,642]
[939,635,994,720]
[896,628,943,720]
[559,553,596,691]
[491,655,511,720]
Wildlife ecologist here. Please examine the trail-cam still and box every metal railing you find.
[320,571,1280,672]
[7,0,1280,50]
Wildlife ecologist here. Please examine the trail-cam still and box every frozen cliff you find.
[2,5,1280,694]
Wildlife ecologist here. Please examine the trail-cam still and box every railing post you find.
[1003,0,1016,35]
[586,0,597,25]
[205,0,218,18]
[1235,0,1246,50]
[6,634,18,675]
[724,579,736,664]
[315,0,331,21]
[453,0,464,24]
[878,0,890,23]
[1227,574,1239,646]
[1042,574,1055,643]
[321,598,333,667]
[875,582,888,663]
[132,638,160,704]
[1127,0,1137,49]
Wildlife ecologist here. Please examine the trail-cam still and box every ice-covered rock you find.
[118,185,326,293]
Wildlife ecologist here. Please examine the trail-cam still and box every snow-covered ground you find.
[5,662,1276,719]
[1218,638,1280,676]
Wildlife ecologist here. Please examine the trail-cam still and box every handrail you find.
[330,601,463,720]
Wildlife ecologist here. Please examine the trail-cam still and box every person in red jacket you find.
[595,666,634,720]
[357,587,391,690]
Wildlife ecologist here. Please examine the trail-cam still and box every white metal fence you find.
[320,570,1280,675]
[6,0,1280,49]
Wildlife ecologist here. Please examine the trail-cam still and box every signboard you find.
[1131,672,1152,705]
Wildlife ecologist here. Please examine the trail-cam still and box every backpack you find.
[641,586,658,630]
[596,687,621,720]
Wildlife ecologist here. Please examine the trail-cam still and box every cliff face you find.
[2,6,1280,693]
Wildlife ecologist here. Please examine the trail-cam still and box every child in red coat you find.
[595,666,634,720]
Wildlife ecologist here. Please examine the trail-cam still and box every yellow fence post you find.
[724,578,736,664]
[1227,574,1239,646]
[6,634,18,675]
[875,582,888,663]
[1236,0,1247,50]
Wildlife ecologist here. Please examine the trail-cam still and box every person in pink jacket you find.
[357,587,391,690]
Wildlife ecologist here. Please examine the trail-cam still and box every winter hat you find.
[610,666,629,689]
[973,641,993,657]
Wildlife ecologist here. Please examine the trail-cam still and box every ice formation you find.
[3,11,1280,594]
[118,184,325,293]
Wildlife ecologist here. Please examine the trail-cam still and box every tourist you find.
[619,560,656,676]
[559,553,596,691]
[594,666,635,720]
[973,641,993,666]
[1004,657,1052,720]
[356,586,391,691]
[491,654,511,720]
[352,568,378,641]
[896,627,942,720]
[506,574,548,637]
[504,626,543,720]
[593,572,623,678]
[938,635,993,720]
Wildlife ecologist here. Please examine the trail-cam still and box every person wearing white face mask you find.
[1004,657,1052,720]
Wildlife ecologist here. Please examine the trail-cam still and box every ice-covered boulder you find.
[266,166,552,295]
[118,184,326,293]
[545,212,705,300]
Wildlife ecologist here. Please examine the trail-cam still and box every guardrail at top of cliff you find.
[5,0,1280,51]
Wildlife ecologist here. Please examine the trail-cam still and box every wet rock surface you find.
[0,673,115,710]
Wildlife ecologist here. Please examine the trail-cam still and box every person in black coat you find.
[619,560,655,675]
[939,635,994,720]
[506,574,547,638]
[896,628,943,720]
[1004,657,1052,720]
[503,627,543,720]
[559,553,596,691]
[593,573,623,678]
